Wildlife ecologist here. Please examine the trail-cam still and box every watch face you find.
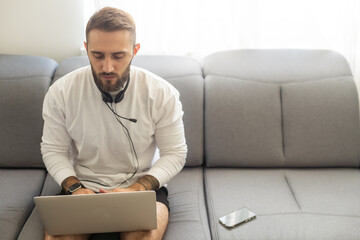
[68,183,82,193]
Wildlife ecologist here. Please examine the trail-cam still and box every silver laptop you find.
[34,191,157,235]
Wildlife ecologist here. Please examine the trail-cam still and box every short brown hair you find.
[86,7,136,45]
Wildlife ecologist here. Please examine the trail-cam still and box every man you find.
[41,7,187,240]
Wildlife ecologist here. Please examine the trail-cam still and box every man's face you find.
[85,29,140,92]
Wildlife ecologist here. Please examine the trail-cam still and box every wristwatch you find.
[67,182,85,195]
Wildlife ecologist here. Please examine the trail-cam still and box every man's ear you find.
[84,41,88,51]
[133,43,140,56]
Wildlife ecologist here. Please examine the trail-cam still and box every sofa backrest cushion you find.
[53,55,204,167]
[52,56,90,83]
[0,54,58,167]
[203,49,360,167]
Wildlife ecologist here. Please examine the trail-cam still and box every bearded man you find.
[41,7,187,240]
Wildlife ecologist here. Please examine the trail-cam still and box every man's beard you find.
[91,62,131,92]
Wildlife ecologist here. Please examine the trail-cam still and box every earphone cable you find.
[105,102,139,184]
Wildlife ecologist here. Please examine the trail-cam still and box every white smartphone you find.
[219,207,256,228]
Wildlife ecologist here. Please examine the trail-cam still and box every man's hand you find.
[99,182,146,193]
[72,188,96,195]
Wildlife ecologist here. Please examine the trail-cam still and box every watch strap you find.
[67,182,85,195]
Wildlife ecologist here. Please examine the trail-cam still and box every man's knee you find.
[156,201,169,225]
[121,201,169,240]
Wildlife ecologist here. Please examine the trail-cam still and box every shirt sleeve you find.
[147,85,188,187]
[41,83,77,186]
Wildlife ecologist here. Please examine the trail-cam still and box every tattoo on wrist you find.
[137,181,148,191]
[137,175,159,191]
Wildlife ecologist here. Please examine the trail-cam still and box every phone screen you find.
[219,207,256,228]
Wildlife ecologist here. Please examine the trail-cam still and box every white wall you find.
[0,0,84,63]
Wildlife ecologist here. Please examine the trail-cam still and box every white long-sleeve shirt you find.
[41,65,187,191]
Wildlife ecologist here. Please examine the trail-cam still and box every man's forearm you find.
[136,175,160,191]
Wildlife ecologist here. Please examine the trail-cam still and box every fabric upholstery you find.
[0,169,46,240]
[52,56,89,82]
[203,49,360,240]
[203,49,352,83]
[282,77,360,167]
[205,76,284,167]
[205,168,360,240]
[211,214,360,240]
[0,54,57,167]
[18,174,62,240]
[0,54,58,80]
[6,50,360,240]
[164,168,211,240]
[203,49,360,168]
[285,169,360,216]
[205,169,300,240]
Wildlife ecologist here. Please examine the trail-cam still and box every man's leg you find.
[121,202,169,240]
[44,231,90,240]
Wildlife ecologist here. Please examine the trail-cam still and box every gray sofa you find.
[1,49,359,240]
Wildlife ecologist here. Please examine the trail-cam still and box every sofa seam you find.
[284,170,302,212]
[280,85,285,166]
[18,171,45,221]
[198,169,209,240]
[204,169,218,240]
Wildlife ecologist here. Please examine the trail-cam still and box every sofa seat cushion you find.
[0,169,46,240]
[285,168,360,216]
[205,168,360,240]
[211,214,360,240]
[18,174,61,240]
[20,168,211,240]
[164,167,211,240]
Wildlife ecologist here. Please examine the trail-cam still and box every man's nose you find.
[102,58,114,73]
